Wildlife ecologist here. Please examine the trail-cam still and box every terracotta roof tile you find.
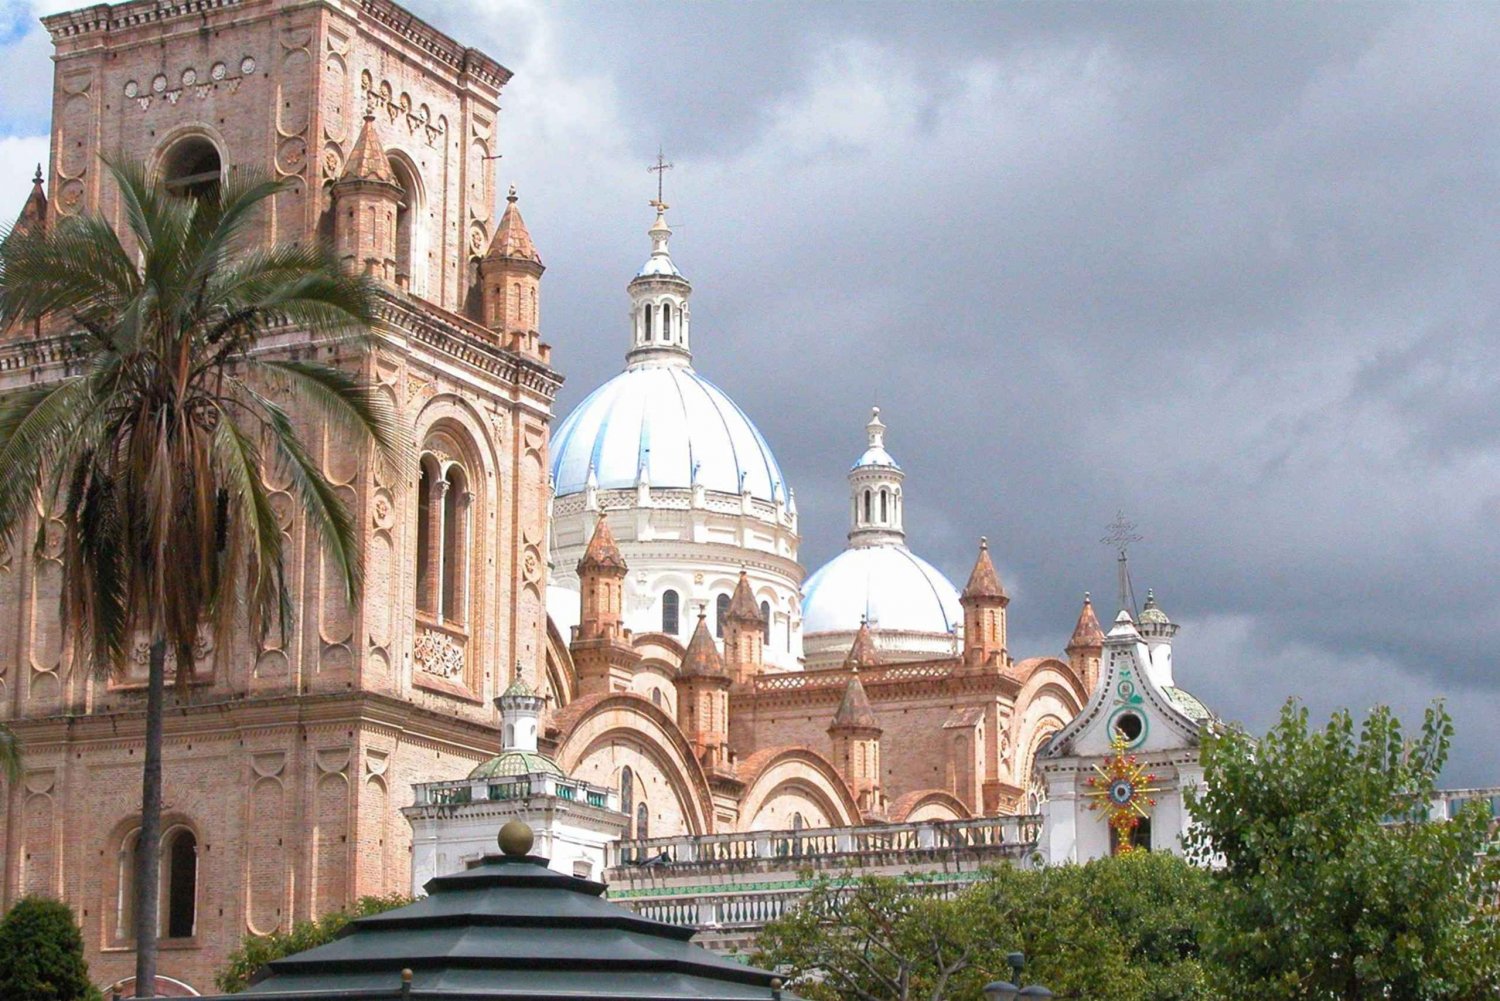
[829,671,879,730]
[339,112,398,186]
[842,619,882,669]
[961,537,1007,602]
[1066,593,1105,650]
[678,612,726,678]
[576,513,627,574]
[725,570,762,623]
[486,186,541,264]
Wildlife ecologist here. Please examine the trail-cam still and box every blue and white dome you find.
[802,545,962,636]
[550,363,788,503]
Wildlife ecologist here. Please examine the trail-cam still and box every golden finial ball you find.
[498,819,534,856]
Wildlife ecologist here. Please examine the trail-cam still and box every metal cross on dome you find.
[648,147,673,211]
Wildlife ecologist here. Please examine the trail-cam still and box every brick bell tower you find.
[4,2,561,994]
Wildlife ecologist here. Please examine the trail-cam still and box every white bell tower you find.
[847,407,905,548]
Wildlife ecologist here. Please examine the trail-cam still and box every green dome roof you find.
[468,750,566,780]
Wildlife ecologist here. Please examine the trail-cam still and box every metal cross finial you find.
[1100,511,1143,616]
[648,146,673,211]
[1100,510,1142,556]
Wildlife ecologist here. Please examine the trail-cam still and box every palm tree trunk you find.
[132,637,166,998]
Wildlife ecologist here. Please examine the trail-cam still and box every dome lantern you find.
[626,201,693,367]
[847,407,906,548]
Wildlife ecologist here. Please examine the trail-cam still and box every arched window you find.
[662,303,672,340]
[620,767,635,837]
[636,801,650,842]
[415,455,439,617]
[651,688,663,708]
[441,465,470,624]
[160,135,221,202]
[504,723,515,747]
[661,590,680,635]
[389,157,421,291]
[760,601,771,644]
[643,304,653,341]
[863,490,872,523]
[792,812,805,832]
[163,828,197,939]
[716,593,730,638]
[114,831,138,943]
[880,489,888,523]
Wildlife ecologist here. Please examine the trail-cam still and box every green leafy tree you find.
[755,852,1215,1001]
[0,160,401,997]
[0,897,102,1001]
[214,894,414,993]
[1186,700,1500,1001]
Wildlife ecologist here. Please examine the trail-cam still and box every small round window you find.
[1112,710,1145,745]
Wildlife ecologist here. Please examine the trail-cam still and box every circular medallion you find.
[1108,779,1134,805]
[240,56,257,76]
[211,62,226,81]
[152,74,167,93]
[181,68,197,87]
[123,80,138,98]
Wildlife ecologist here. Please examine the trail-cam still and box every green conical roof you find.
[206,842,797,1000]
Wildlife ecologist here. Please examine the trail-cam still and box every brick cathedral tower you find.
[0,2,558,993]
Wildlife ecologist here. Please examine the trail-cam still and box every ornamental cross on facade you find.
[1101,510,1143,615]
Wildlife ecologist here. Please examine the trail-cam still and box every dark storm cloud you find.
[3,1,1496,782]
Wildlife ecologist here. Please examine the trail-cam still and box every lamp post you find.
[982,951,1054,1001]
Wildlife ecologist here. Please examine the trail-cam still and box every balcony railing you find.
[412,776,619,812]
[607,814,1041,869]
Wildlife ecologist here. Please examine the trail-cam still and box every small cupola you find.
[847,407,906,547]
[626,201,693,367]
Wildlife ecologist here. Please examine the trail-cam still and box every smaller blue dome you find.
[802,544,962,636]
[852,445,899,470]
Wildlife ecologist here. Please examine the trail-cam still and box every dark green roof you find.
[467,750,566,780]
[201,851,795,1001]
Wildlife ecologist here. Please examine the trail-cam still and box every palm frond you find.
[249,358,409,477]
[211,416,293,641]
[245,387,364,603]
[0,377,101,549]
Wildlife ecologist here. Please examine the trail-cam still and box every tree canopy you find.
[0,897,101,1001]
[1186,700,1500,1001]
[754,851,1213,1001]
[214,894,414,994]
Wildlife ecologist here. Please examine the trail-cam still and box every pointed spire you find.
[680,609,726,678]
[726,570,762,623]
[577,512,627,574]
[13,164,46,237]
[486,184,542,264]
[961,537,1008,603]
[830,669,879,730]
[1066,592,1105,651]
[339,109,398,186]
[843,617,882,669]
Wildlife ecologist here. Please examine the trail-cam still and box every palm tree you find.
[0,159,401,997]
[0,722,19,783]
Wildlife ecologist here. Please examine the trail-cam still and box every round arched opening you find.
[160,136,222,201]
[1113,710,1144,745]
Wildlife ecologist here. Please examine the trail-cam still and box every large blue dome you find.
[551,362,789,503]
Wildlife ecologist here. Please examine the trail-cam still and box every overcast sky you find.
[3,0,1498,786]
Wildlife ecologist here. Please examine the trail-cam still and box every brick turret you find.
[480,185,546,359]
[1065,592,1105,693]
[573,513,636,695]
[960,537,1009,668]
[722,570,764,684]
[674,610,732,771]
[828,666,885,818]
[331,110,402,282]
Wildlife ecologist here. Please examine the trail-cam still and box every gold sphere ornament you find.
[498,819,534,856]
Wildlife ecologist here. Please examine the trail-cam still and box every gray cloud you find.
[3,1,1497,784]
